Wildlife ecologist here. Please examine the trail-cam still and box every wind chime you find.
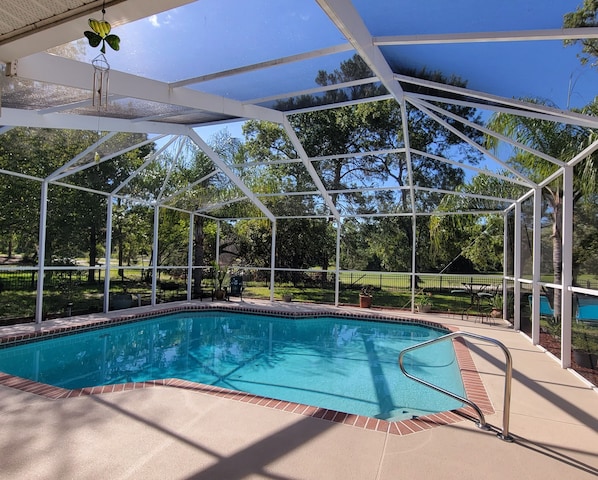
[84,1,121,109]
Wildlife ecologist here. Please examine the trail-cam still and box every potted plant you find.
[281,290,293,302]
[416,291,433,313]
[359,286,373,308]
[211,263,228,300]
[490,294,503,318]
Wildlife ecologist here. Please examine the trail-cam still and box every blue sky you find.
[99,0,597,144]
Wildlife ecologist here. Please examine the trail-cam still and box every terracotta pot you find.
[359,295,372,308]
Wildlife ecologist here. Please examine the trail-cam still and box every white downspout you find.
[270,220,277,301]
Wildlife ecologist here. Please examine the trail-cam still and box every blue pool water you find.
[0,312,465,421]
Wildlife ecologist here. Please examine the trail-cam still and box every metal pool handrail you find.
[398,331,513,442]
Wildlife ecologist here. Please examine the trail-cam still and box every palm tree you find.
[485,99,598,318]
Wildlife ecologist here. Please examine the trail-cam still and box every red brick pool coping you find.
[0,303,494,436]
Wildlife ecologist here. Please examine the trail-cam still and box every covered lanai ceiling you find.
[1,0,598,222]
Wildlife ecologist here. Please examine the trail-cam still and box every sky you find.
[95,0,598,145]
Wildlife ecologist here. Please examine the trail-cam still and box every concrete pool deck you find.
[1,299,597,479]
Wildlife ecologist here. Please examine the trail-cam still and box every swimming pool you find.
[0,311,465,421]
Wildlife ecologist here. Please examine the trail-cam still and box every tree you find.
[55,131,154,282]
[242,55,484,273]
[0,128,154,282]
[564,1,598,66]
[158,132,249,294]
[484,99,598,317]
[430,174,527,273]
[573,194,598,283]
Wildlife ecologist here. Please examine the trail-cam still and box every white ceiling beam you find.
[396,73,598,128]
[410,148,532,189]
[350,210,508,219]
[39,95,129,115]
[0,107,191,135]
[284,93,394,116]
[398,98,417,216]
[186,129,276,222]
[411,92,598,129]
[159,170,220,205]
[375,27,598,46]
[413,97,566,167]
[246,77,379,107]
[416,186,517,204]
[156,137,184,202]
[316,0,404,101]
[112,135,180,196]
[48,131,118,181]
[170,43,353,88]
[282,116,341,221]
[14,52,285,124]
[309,148,405,162]
[407,97,537,187]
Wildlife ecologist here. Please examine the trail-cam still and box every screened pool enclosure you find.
[1,0,598,373]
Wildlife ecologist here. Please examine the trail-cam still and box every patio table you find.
[462,282,491,311]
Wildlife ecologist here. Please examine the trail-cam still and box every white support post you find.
[187,213,194,301]
[334,221,341,306]
[103,196,114,313]
[561,166,574,368]
[34,181,49,324]
[410,215,417,312]
[502,212,508,319]
[216,221,221,264]
[270,220,277,301]
[531,187,542,344]
[513,201,522,331]
[151,205,159,305]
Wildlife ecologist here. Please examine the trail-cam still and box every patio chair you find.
[227,275,244,301]
[450,289,470,320]
[528,294,555,321]
[575,295,598,325]
[477,291,496,324]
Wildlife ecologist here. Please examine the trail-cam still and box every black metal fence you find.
[0,269,89,292]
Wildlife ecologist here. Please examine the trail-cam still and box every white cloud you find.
[148,15,160,27]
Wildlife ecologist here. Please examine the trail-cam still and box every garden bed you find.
[540,332,597,387]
